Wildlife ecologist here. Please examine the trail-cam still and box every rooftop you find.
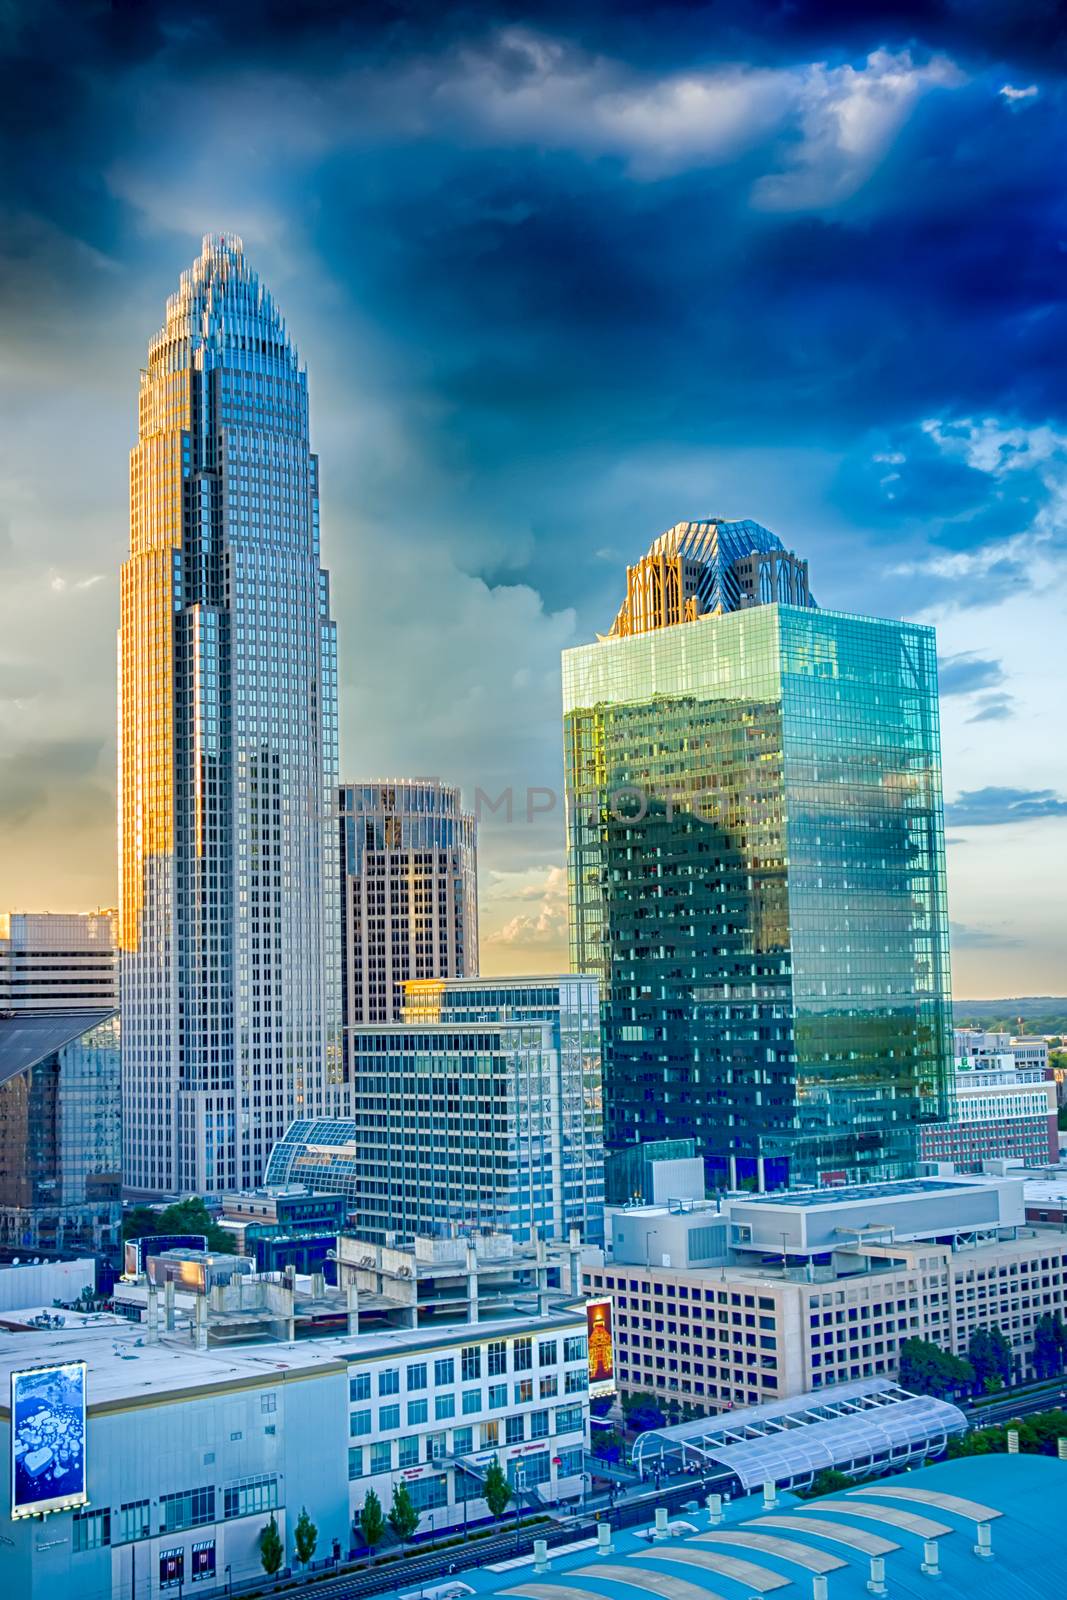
[746,1179,990,1209]
[457,1456,1067,1600]
[0,1305,586,1416]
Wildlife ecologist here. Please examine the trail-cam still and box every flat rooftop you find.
[746,1178,994,1208]
[0,1306,585,1417]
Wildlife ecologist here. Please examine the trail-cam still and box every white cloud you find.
[753,50,965,210]
[999,84,1038,103]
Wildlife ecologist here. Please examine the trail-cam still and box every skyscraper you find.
[339,779,478,1033]
[564,518,952,1190]
[119,234,339,1197]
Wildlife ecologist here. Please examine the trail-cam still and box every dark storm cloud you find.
[0,737,110,830]
[946,787,1067,826]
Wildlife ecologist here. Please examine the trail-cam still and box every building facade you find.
[0,913,116,1015]
[0,1011,121,1250]
[564,519,953,1190]
[918,1065,1057,1169]
[266,976,605,1243]
[339,780,477,1036]
[0,1311,590,1600]
[585,1177,1067,1411]
[119,233,340,1197]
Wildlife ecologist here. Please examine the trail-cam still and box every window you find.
[434,1357,455,1386]
[398,1435,419,1468]
[117,1500,150,1544]
[555,1405,583,1434]
[453,1425,474,1454]
[435,1393,456,1420]
[557,1446,582,1476]
[462,1388,482,1415]
[407,1362,427,1390]
[161,1487,215,1533]
[513,1337,533,1371]
[462,1347,481,1381]
[488,1383,507,1409]
[565,1369,587,1394]
[505,1415,525,1445]
[348,1447,364,1480]
[74,1509,111,1552]
[426,1431,448,1461]
[407,1399,428,1426]
[261,1392,277,1414]
[564,1335,587,1363]
[223,1477,277,1519]
[408,1474,448,1512]
[350,1409,372,1437]
[540,1374,558,1399]
[538,1339,558,1366]
[371,1442,392,1474]
[481,1420,499,1446]
[350,1371,371,1402]
[530,1409,549,1439]
[379,1404,400,1431]
[514,1379,533,1404]
[487,1340,506,1376]
[378,1368,400,1396]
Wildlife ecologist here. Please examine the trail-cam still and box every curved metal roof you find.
[631,1379,966,1492]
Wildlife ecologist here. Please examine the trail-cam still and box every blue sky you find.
[0,0,1065,996]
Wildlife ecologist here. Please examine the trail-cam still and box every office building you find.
[918,1063,1057,1169]
[266,976,605,1243]
[0,1308,590,1599]
[0,912,116,1015]
[564,517,953,1190]
[585,1174,1067,1410]
[119,233,340,1197]
[339,780,477,1038]
[0,1010,121,1251]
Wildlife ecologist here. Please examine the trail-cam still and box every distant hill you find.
[953,998,1067,1034]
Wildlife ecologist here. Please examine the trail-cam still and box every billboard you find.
[10,1361,88,1519]
[586,1297,615,1397]
[123,1234,207,1277]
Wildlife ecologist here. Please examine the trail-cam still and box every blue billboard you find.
[11,1362,87,1519]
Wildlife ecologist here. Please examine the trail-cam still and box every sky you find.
[0,0,1065,998]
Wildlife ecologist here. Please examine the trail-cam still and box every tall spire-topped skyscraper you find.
[120,234,340,1196]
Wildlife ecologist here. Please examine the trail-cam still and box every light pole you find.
[513,1465,526,1551]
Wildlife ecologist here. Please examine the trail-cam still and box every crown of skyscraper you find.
[605,518,815,638]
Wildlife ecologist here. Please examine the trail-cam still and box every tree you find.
[294,1507,318,1567]
[899,1337,974,1398]
[359,1488,386,1550]
[483,1458,513,1520]
[388,1481,420,1547]
[795,1468,855,1500]
[1033,1315,1066,1380]
[589,1395,614,1418]
[259,1514,284,1576]
[591,1427,623,1463]
[968,1326,1015,1393]
[121,1195,236,1255]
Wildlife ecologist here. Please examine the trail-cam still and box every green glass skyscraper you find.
[563,519,951,1190]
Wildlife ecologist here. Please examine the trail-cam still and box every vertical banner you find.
[11,1362,88,1519]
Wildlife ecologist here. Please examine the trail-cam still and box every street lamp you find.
[514,1465,526,1551]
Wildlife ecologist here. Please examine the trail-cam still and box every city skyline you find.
[2,5,1066,996]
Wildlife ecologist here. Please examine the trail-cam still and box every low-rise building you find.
[918,1064,1057,1169]
[585,1175,1067,1412]
[0,1308,591,1600]
[0,911,117,1014]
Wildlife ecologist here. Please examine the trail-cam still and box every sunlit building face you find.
[119,234,340,1196]
[564,520,953,1190]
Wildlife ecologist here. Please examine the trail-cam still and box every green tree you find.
[259,1514,284,1576]
[121,1196,236,1255]
[359,1488,386,1550]
[899,1337,974,1398]
[795,1468,855,1500]
[483,1458,512,1520]
[293,1507,318,1567]
[968,1326,1015,1393]
[388,1481,420,1547]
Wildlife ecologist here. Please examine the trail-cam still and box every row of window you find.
[347,1337,586,1402]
